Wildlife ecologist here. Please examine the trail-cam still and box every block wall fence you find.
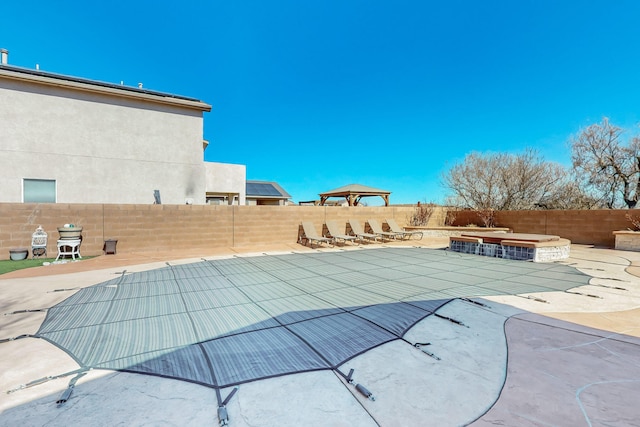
[451,209,634,247]
[0,203,446,259]
[1,203,635,260]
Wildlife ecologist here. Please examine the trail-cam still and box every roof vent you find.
[1,49,8,65]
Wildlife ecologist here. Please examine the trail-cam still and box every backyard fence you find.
[0,203,445,258]
[0,203,633,259]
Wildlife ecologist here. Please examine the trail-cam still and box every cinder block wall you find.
[0,203,443,259]
[4,204,636,259]
[0,203,106,258]
[451,209,634,247]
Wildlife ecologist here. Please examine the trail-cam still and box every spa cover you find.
[35,247,589,390]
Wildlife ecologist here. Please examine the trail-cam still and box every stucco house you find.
[205,162,247,205]
[0,48,246,205]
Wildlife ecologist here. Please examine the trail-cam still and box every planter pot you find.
[9,248,29,261]
[58,226,83,240]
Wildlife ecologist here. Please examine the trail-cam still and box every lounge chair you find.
[300,221,334,247]
[385,218,424,240]
[325,220,358,245]
[367,218,400,240]
[348,219,380,242]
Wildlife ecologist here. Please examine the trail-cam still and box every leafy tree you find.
[570,117,640,209]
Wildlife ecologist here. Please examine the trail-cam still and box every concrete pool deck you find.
[1,238,640,426]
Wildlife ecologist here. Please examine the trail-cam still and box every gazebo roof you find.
[319,184,391,206]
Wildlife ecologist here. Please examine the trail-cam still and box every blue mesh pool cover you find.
[36,247,589,389]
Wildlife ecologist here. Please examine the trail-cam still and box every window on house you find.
[23,179,56,203]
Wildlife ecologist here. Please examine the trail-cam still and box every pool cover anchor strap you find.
[337,368,376,401]
[47,273,123,294]
[517,294,548,304]
[434,313,468,328]
[592,283,627,291]
[0,334,34,343]
[217,386,238,426]
[413,342,441,361]
[460,297,490,308]
[56,371,87,407]
[6,368,86,395]
[6,376,53,394]
[48,287,81,293]
[564,290,603,299]
[4,308,48,315]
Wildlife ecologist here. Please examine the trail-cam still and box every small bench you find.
[55,239,82,261]
[461,232,559,244]
[500,239,537,248]
[500,238,570,248]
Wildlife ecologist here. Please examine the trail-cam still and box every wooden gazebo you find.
[319,184,391,206]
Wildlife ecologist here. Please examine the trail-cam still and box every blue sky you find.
[3,1,640,204]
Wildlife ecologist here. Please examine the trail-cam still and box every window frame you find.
[22,178,57,203]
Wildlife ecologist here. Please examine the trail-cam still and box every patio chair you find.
[325,220,358,245]
[299,221,334,247]
[385,218,424,240]
[367,218,401,240]
[348,219,380,242]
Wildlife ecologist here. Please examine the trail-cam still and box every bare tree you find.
[407,202,436,226]
[570,118,640,209]
[444,206,460,226]
[442,148,568,211]
[476,208,496,228]
[442,152,506,211]
[534,179,601,210]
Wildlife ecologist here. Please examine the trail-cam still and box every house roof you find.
[0,64,211,112]
[319,183,391,206]
[246,181,291,199]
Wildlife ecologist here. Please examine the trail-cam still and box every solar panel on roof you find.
[246,183,283,197]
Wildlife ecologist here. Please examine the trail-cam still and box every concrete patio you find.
[1,238,639,426]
